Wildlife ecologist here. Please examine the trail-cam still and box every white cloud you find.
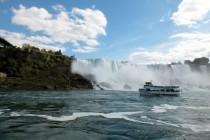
[170,32,210,41]
[52,4,66,11]
[132,0,210,64]
[11,4,107,53]
[0,29,64,51]
[73,46,97,53]
[129,32,210,64]
[171,0,210,27]
[129,51,168,64]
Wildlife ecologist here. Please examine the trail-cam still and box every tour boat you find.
[139,82,180,96]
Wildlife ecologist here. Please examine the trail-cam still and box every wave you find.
[0,109,10,115]
[152,104,179,113]
[10,111,210,132]
[10,111,143,122]
[140,115,180,127]
[20,95,70,99]
[180,124,210,132]
[141,115,210,132]
[151,104,210,113]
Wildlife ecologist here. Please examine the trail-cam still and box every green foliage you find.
[0,37,92,90]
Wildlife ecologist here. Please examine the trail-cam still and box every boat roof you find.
[144,82,179,88]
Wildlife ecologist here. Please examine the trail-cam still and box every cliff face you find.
[0,37,93,90]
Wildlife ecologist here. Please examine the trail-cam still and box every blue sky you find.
[1,0,210,63]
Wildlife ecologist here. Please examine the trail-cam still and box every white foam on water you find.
[184,106,210,110]
[140,115,210,132]
[140,115,180,128]
[10,111,145,122]
[152,104,179,113]
[22,96,70,99]
[0,110,4,115]
[154,119,210,132]
[152,106,167,113]
[10,112,21,117]
[155,120,180,127]
[142,115,210,132]
[152,104,210,113]
[162,104,179,110]
[10,111,210,132]
[0,109,10,115]
[181,124,210,132]
[141,116,148,119]
[9,111,156,125]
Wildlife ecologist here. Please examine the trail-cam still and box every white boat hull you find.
[139,89,180,96]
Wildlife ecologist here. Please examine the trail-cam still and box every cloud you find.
[11,4,107,53]
[170,32,210,41]
[73,46,97,53]
[52,4,66,11]
[131,0,210,64]
[0,29,64,51]
[171,0,210,27]
[129,32,210,64]
[129,51,169,64]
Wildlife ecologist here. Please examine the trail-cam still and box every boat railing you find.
[144,85,179,89]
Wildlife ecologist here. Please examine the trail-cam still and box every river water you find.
[0,89,210,140]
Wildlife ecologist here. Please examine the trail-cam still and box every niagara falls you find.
[72,58,210,91]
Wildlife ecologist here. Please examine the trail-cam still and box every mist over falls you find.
[72,59,210,91]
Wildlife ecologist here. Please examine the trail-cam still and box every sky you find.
[1,0,210,63]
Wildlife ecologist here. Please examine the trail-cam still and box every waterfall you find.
[72,59,210,91]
